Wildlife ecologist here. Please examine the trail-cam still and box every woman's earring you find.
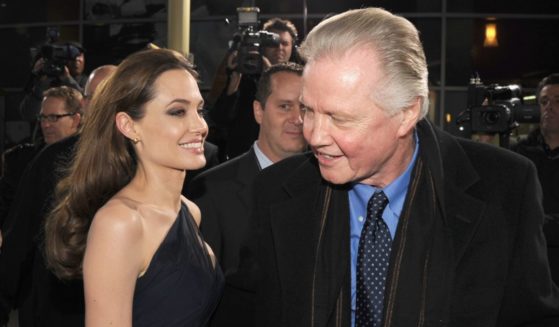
[132,137,140,144]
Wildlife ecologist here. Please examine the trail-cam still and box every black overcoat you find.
[251,119,559,326]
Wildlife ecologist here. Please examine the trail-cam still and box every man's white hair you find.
[300,7,430,119]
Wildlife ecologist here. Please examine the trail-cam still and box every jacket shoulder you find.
[457,136,533,170]
[3,143,41,166]
[193,151,251,181]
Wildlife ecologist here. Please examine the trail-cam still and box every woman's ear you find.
[115,112,139,142]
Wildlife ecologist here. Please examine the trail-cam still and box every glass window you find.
[409,18,442,87]
[191,0,442,18]
[84,0,167,20]
[83,22,167,71]
[0,26,80,88]
[448,0,559,14]
[190,20,238,92]
[0,0,79,24]
[446,18,559,88]
[443,90,471,136]
[305,0,441,14]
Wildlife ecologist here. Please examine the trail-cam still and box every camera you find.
[230,7,280,75]
[32,27,83,77]
[40,43,82,77]
[456,75,540,146]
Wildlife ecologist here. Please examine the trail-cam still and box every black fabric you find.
[187,148,261,327]
[512,129,559,215]
[512,128,559,285]
[132,202,224,327]
[182,140,221,195]
[0,142,44,227]
[0,135,79,327]
[210,75,260,160]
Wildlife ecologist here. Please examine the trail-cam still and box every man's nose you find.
[306,116,330,146]
[291,106,303,126]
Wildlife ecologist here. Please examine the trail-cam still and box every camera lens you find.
[483,111,500,125]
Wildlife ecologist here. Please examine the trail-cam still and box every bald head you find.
[83,65,117,111]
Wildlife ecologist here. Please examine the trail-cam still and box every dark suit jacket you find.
[511,129,559,285]
[0,142,43,227]
[182,140,221,195]
[187,148,260,326]
[0,135,83,327]
[251,119,559,326]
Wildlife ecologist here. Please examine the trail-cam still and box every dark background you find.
[1,0,558,150]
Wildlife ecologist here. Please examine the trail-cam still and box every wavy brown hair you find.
[44,48,198,280]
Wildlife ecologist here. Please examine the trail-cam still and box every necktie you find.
[356,191,391,327]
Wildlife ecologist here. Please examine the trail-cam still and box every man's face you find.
[40,96,81,144]
[67,52,85,77]
[253,71,306,162]
[301,46,418,187]
[263,30,293,65]
[539,84,559,135]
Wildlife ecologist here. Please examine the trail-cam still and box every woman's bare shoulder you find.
[89,197,145,242]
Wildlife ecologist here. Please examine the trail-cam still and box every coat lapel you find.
[235,148,261,212]
[417,120,486,266]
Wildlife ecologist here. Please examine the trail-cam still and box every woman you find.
[45,48,223,326]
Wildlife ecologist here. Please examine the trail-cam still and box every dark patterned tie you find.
[356,191,391,327]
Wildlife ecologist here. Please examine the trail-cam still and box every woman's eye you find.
[168,108,186,116]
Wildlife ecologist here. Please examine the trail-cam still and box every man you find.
[210,17,302,160]
[188,62,306,326]
[512,73,559,284]
[38,86,83,144]
[0,64,116,327]
[0,86,82,240]
[19,42,87,125]
[82,65,117,110]
[250,8,559,326]
[261,18,300,67]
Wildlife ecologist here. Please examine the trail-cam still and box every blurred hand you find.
[32,58,45,75]
[261,55,272,71]
[226,50,239,71]
[63,65,72,79]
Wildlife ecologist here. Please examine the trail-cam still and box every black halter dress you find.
[132,203,224,326]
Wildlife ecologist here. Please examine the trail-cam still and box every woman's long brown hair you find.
[44,48,198,280]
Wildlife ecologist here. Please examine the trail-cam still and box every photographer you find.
[210,17,303,160]
[511,73,559,284]
[18,41,86,135]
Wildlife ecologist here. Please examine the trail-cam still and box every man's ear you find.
[397,97,421,137]
[115,112,139,141]
[253,100,264,125]
[72,112,82,129]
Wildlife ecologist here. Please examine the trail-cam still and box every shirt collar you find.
[253,141,274,169]
[352,131,419,216]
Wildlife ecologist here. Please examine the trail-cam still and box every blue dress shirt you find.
[348,136,419,326]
